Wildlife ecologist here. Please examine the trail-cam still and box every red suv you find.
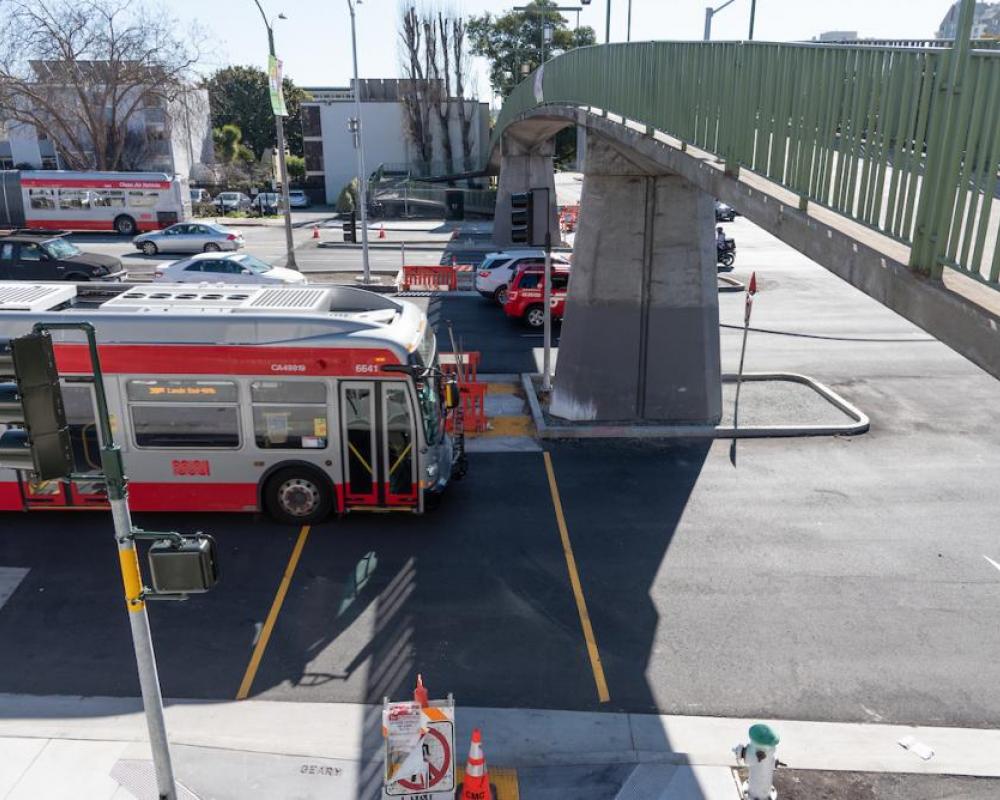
[503,264,570,328]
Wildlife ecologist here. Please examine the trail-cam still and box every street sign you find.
[383,699,455,799]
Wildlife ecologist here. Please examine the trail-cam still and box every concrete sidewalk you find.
[1,694,999,799]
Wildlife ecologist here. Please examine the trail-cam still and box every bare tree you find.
[399,5,433,172]
[0,0,202,170]
[451,17,475,172]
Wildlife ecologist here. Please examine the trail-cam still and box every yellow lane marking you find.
[486,383,519,395]
[479,416,534,437]
[457,766,519,799]
[542,451,611,703]
[236,525,311,700]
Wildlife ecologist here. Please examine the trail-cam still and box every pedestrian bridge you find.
[489,38,1000,423]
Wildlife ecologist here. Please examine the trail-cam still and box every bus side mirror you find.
[444,380,460,410]
[148,534,219,594]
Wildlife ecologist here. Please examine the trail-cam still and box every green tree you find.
[286,154,305,182]
[467,0,595,99]
[204,65,308,158]
[212,123,242,163]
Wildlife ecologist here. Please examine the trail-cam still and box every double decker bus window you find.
[131,406,240,449]
[251,380,328,449]
[29,189,56,210]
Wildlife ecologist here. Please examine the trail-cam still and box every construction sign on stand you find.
[382,698,455,799]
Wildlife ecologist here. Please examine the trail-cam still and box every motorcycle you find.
[717,237,736,269]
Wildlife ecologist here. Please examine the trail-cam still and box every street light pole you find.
[605,0,611,43]
[703,0,738,41]
[253,1,297,269]
[748,0,757,40]
[626,0,632,42]
[347,0,371,284]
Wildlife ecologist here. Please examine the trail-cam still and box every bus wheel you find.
[114,215,137,235]
[264,467,333,524]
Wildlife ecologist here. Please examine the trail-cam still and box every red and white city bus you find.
[0,170,191,235]
[0,282,455,522]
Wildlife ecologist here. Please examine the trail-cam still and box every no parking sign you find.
[382,698,455,799]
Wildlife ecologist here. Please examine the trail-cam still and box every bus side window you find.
[250,380,328,449]
[126,379,240,449]
[29,189,55,210]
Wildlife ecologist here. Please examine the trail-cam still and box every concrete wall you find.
[549,133,721,424]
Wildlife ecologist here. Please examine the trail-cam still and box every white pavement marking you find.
[983,555,1000,573]
[0,567,28,611]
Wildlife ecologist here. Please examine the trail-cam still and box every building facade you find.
[300,78,490,204]
[0,61,213,179]
[937,2,1000,38]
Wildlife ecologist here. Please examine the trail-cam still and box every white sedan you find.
[153,253,307,285]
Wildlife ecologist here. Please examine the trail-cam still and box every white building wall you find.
[311,97,490,203]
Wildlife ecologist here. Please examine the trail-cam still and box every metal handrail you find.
[494,39,1000,288]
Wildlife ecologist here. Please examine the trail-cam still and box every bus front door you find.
[22,382,107,509]
[339,381,418,509]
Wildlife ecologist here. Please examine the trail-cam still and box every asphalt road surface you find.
[2,217,1000,730]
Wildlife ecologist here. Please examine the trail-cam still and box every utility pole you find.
[605,0,611,43]
[348,0,371,285]
[626,0,632,42]
[253,1,297,269]
[703,0,738,41]
[748,0,757,40]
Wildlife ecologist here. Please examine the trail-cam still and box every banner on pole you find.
[268,55,288,117]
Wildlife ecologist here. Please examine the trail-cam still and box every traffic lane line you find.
[236,524,312,700]
[985,555,1000,574]
[542,451,611,704]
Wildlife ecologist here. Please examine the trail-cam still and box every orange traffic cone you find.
[460,729,490,800]
[413,674,429,708]
[378,224,387,240]
[312,224,320,239]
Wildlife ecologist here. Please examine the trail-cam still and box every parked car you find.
[288,189,311,208]
[214,191,251,214]
[152,252,307,285]
[132,222,244,255]
[503,263,571,328]
[251,192,282,215]
[190,188,212,204]
[0,231,126,282]
[715,201,737,222]
[474,249,571,305]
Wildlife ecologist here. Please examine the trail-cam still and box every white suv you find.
[475,249,571,305]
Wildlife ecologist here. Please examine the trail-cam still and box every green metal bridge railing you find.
[494,38,1000,289]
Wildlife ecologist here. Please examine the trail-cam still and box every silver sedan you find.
[132,222,244,256]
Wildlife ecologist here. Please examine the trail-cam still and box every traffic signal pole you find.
[543,231,553,392]
[36,323,177,800]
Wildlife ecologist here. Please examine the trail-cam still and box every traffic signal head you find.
[510,191,533,245]
[0,332,73,481]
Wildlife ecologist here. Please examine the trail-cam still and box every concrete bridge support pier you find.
[549,135,721,424]
[493,137,559,250]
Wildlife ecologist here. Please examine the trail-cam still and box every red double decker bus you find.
[0,169,190,235]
